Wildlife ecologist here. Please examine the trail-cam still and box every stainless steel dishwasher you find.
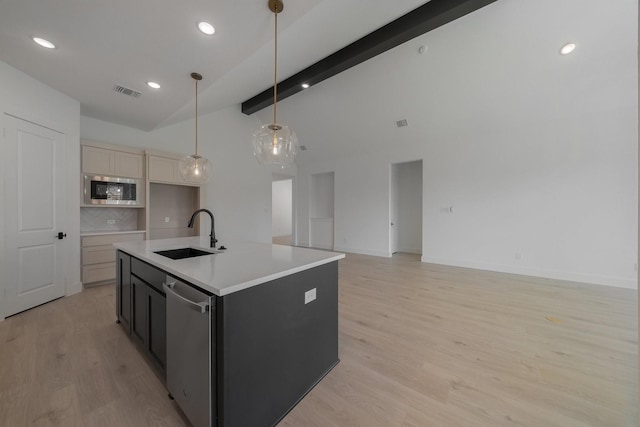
[163,275,213,427]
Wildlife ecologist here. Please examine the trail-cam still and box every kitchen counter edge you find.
[113,237,345,297]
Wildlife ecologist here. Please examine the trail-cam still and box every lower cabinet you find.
[131,276,148,347]
[116,251,132,333]
[83,232,144,284]
[117,250,167,377]
[147,286,167,369]
[132,276,166,371]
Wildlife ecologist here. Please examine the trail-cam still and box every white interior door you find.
[390,164,399,254]
[272,178,293,242]
[309,172,335,250]
[4,114,67,317]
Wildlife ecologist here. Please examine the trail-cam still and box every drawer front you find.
[82,232,144,247]
[82,245,116,265]
[131,258,166,293]
[82,262,116,283]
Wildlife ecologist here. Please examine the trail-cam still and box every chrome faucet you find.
[188,209,218,248]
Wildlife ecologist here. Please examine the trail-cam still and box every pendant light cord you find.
[273,4,278,127]
[195,78,199,156]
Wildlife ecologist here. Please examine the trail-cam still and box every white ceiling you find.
[0,0,428,131]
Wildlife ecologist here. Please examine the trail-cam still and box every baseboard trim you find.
[333,245,391,258]
[66,281,83,296]
[420,256,637,289]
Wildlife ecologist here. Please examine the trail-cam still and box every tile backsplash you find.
[81,207,140,232]
[148,183,198,240]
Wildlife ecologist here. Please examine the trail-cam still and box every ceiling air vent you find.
[113,85,142,98]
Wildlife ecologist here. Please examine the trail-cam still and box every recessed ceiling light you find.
[33,37,55,49]
[301,83,310,89]
[147,81,161,89]
[198,21,215,36]
[560,43,576,55]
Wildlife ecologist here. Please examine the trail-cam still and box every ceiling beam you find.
[241,0,498,115]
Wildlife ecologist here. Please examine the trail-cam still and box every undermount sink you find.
[155,247,218,260]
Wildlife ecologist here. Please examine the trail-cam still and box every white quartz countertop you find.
[113,236,345,296]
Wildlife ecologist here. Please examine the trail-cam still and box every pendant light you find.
[252,0,298,166]
[179,72,210,183]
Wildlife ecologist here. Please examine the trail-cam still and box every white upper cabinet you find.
[82,144,144,179]
[148,155,179,183]
[82,145,113,175]
[114,151,144,178]
[147,153,201,185]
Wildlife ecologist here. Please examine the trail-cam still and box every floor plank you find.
[272,235,293,245]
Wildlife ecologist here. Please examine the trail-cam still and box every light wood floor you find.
[272,235,293,245]
[0,253,636,426]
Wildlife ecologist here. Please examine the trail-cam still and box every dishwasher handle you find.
[163,282,210,314]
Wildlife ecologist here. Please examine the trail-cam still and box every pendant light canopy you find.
[252,0,298,167]
[179,72,210,183]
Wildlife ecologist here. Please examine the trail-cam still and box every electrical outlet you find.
[164,217,170,223]
[107,219,116,225]
[304,288,316,304]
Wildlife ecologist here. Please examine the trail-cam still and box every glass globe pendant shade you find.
[179,154,210,183]
[252,124,298,166]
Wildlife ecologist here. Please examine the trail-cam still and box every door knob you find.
[55,232,67,240]
[390,222,395,226]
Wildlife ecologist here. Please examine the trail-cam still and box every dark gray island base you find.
[116,248,339,427]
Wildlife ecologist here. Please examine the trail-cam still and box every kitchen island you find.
[114,236,344,427]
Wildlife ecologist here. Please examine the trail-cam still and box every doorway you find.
[272,174,293,245]
[390,160,423,255]
[309,172,335,250]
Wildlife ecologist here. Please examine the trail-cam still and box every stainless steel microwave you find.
[83,175,142,206]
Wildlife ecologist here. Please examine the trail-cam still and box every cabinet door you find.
[148,155,178,183]
[131,276,148,348]
[82,146,114,175]
[115,151,144,179]
[116,251,132,333]
[147,286,167,371]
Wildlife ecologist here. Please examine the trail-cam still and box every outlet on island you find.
[304,288,317,304]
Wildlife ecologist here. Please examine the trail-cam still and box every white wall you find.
[297,155,391,257]
[287,0,638,288]
[0,60,81,320]
[81,106,282,244]
[272,179,292,237]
